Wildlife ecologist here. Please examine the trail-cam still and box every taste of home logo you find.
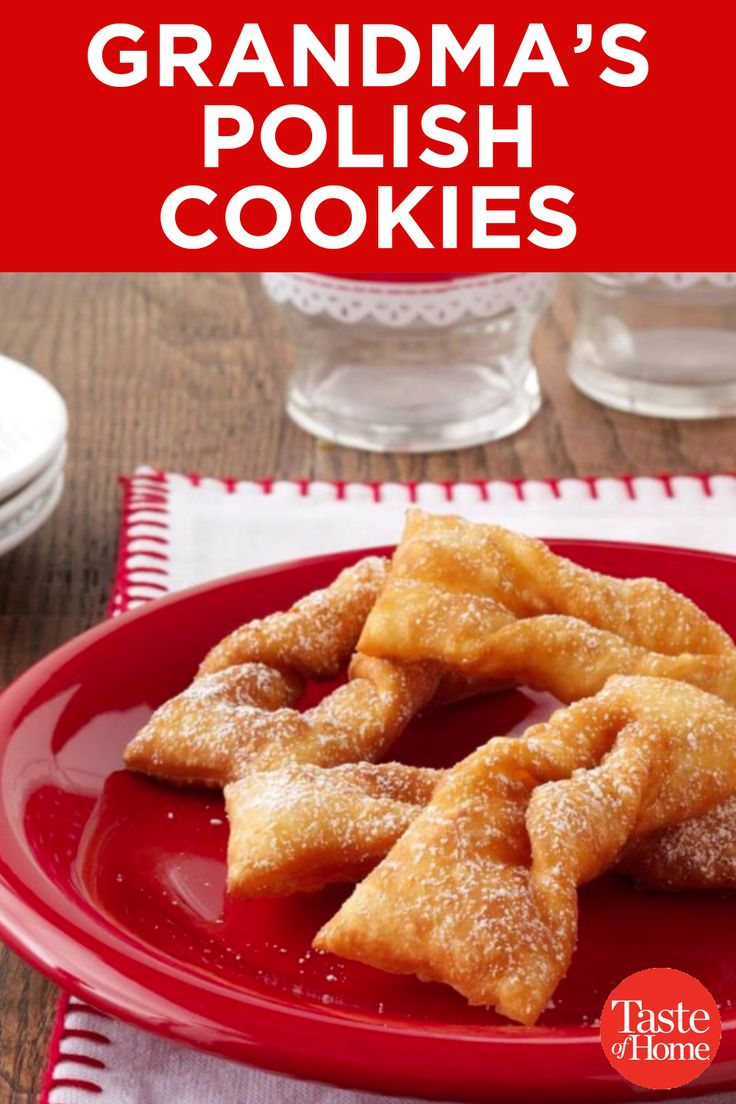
[600,968,722,1091]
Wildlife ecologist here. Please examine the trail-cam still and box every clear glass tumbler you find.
[569,273,736,418]
[262,272,557,453]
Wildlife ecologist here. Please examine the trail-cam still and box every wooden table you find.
[1,271,734,1100]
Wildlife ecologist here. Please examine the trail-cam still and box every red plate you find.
[1,541,736,1102]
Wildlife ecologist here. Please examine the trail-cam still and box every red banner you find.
[1,1,733,270]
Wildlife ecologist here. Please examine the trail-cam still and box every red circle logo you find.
[600,968,721,1090]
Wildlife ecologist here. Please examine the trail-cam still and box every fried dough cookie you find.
[316,676,736,1025]
[124,654,442,787]
[226,762,441,897]
[123,555,425,786]
[358,512,736,705]
[359,510,734,662]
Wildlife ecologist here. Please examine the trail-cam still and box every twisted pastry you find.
[359,510,734,660]
[358,514,736,706]
[125,551,499,786]
[124,662,303,786]
[316,676,736,1025]
[124,653,442,786]
[226,762,442,898]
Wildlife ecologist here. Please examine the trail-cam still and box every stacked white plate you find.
[0,355,68,558]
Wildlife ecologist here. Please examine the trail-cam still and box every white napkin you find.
[44,467,736,1104]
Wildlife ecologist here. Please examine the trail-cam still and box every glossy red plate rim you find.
[1,539,736,1103]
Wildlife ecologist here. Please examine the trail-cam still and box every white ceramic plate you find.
[0,442,66,526]
[0,471,65,558]
[0,355,68,503]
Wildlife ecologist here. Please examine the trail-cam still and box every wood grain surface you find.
[0,271,734,1101]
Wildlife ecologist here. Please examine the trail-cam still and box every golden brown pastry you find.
[359,510,734,661]
[357,511,736,705]
[124,555,440,785]
[124,661,303,786]
[226,762,441,897]
[316,676,736,1025]
[124,654,441,787]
